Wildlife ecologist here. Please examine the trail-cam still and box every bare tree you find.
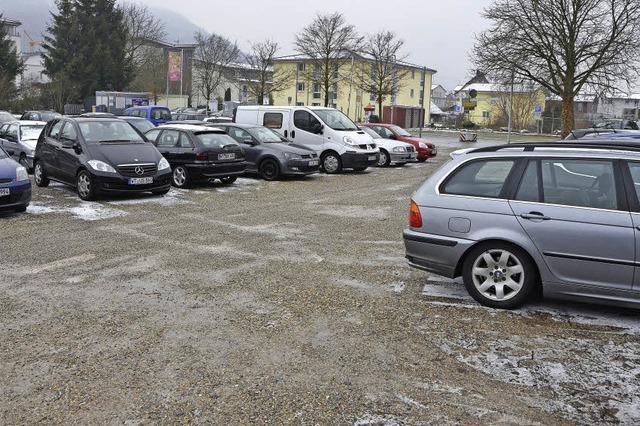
[121,2,166,69]
[490,83,541,130]
[193,31,240,112]
[238,39,293,105]
[474,0,640,137]
[357,31,410,116]
[128,45,167,104]
[294,12,362,107]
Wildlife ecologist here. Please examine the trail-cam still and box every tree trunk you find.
[378,97,383,121]
[561,94,575,139]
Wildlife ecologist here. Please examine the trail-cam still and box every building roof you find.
[430,102,444,115]
[454,82,540,94]
[274,53,437,74]
[0,18,21,27]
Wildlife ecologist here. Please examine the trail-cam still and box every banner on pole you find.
[168,51,182,82]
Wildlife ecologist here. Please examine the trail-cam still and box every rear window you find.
[40,112,62,122]
[152,108,171,121]
[20,125,44,140]
[195,132,238,149]
[442,160,515,198]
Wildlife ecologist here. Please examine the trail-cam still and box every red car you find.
[361,123,436,162]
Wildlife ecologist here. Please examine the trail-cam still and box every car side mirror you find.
[243,137,256,145]
[313,124,324,135]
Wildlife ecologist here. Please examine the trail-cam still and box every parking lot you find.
[1,134,639,425]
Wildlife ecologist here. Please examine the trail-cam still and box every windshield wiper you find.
[99,139,132,143]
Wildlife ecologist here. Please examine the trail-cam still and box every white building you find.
[21,52,49,86]
[597,93,640,120]
[1,18,21,54]
[431,84,448,110]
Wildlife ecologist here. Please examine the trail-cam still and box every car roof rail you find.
[468,141,640,154]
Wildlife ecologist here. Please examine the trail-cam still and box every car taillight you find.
[409,200,423,228]
[196,152,208,161]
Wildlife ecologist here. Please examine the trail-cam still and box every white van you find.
[234,106,380,173]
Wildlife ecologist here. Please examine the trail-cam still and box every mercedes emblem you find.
[134,166,144,176]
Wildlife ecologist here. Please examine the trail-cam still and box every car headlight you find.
[392,146,405,152]
[158,157,170,171]
[419,142,428,149]
[284,152,302,160]
[87,160,116,173]
[15,166,28,182]
[343,136,358,146]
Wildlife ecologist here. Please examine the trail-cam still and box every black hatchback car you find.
[33,117,172,200]
[144,124,246,188]
[216,123,319,180]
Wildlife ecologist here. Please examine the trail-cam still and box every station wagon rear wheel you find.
[462,243,537,309]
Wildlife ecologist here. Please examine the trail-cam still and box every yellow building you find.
[272,54,436,125]
[454,83,547,130]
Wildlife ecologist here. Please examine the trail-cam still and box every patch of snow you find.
[27,202,126,221]
[353,414,405,426]
[389,281,406,294]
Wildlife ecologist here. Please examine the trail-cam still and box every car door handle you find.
[521,212,551,221]
[284,130,288,138]
[291,130,296,138]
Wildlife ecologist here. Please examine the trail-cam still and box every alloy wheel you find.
[34,163,42,184]
[471,249,524,301]
[173,167,186,187]
[77,173,91,199]
[378,151,389,167]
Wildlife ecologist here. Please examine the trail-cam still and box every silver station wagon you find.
[404,142,640,309]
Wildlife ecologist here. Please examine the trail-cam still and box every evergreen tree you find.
[0,14,25,106]
[42,0,132,103]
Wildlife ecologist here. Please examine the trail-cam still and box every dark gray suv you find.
[217,123,319,180]
[404,142,640,309]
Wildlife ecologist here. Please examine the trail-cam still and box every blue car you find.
[123,106,172,126]
[0,146,31,213]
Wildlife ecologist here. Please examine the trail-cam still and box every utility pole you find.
[507,68,514,144]
[295,63,299,105]
[419,66,426,138]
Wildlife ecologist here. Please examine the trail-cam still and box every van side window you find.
[294,110,321,133]
[263,113,283,129]
[442,160,515,198]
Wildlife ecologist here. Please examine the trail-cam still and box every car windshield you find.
[152,108,172,121]
[20,125,44,140]
[249,127,286,143]
[313,109,358,131]
[196,132,238,148]
[128,119,154,134]
[361,127,381,139]
[78,121,145,144]
[40,112,62,122]
[389,125,412,136]
[0,112,14,122]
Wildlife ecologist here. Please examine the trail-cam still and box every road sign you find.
[454,105,462,114]
[534,105,543,113]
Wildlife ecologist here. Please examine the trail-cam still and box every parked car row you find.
[0,106,437,212]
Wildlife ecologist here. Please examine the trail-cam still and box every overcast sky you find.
[136,0,494,91]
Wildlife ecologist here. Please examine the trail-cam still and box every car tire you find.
[33,161,50,187]
[377,149,391,167]
[353,167,367,172]
[417,158,427,163]
[462,242,538,310]
[76,170,97,201]
[220,176,238,184]
[259,159,280,181]
[152,187,170,196]
[172,166,191,188]
[15,205,27,213]
[321,152,342,174]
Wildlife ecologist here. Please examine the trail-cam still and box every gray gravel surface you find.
[1,139,639,424]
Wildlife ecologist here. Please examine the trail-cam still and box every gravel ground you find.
[1,138,639,425]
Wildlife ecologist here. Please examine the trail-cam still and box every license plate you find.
[0,188,9,197]
[128,177,153,185]
[368,155,377,161]
[308,160,319,166]
[218,153,235,160]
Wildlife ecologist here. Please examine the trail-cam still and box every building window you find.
[482,111,490,119]
[298,63,305,72]
[296,102,304,106]
[297,82,305,91]
[412,70,415,79]
[410,89,415,98]
[312,103,321,107]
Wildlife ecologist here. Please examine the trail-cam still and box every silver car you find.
[404,142,640,309]
[0,120,46,172]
